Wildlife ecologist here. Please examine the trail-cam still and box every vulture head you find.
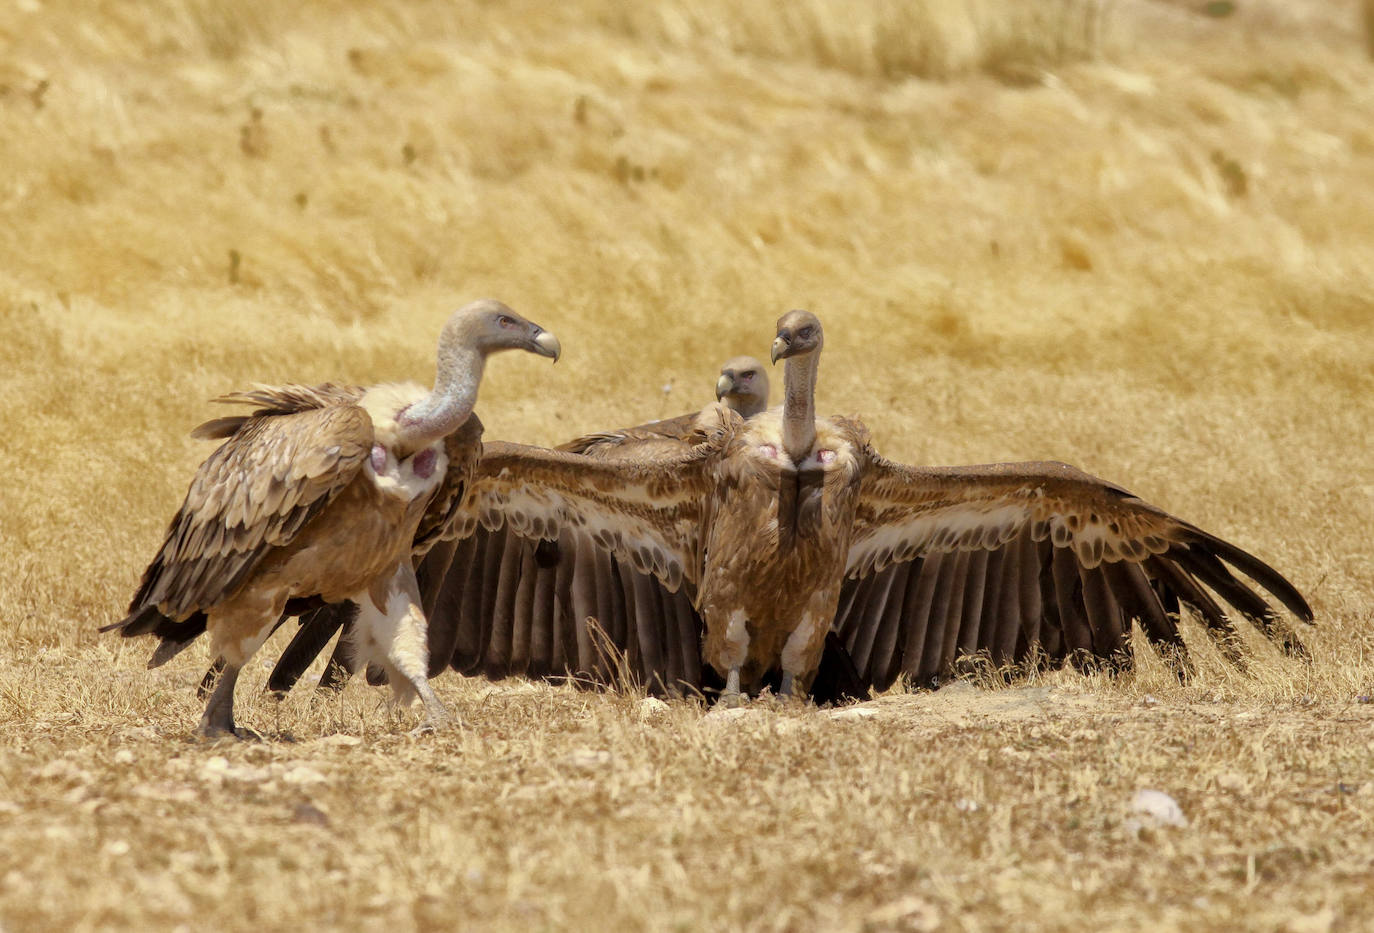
[715,356,770,418]
[444,298,562,362]
[401,299,561,448]
[770,309,823,364]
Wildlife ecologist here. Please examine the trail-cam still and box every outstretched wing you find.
[837,455,1314,689]
[452,440,715,591]
[556,403,733,460]
[111,401,374,635]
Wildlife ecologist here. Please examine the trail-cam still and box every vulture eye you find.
[798,326,814,340]
[741,371,754,381]
[497,315,516,329]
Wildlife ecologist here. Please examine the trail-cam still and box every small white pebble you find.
[954,798,980,813]
[113,749,135,765]
[828,706,879,721]
[1129,789,1188,828]
[104,840,131,857]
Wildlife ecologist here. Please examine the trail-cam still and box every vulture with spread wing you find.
[105,300,560,737]
[262,353,776,696]
[414,310,1312,702]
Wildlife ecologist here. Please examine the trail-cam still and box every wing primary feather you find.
[990,542,1021,665]
[836,573,875,657]
[1108,559,1192,680]
[976,546,1007,657]
[1143,556,1246,667]
[1078,563,1126,667]
[1186,529,1313,622]
[936,550,973,677]
[869,561,912,691]
[483,530,525,678]
[424,535,472,679]
[917,552,959,686]
[1016,530,1044,659]
[629,571,666,695]
[509,542,538,677]
[528,545,558,678]
[570,538,598,678]
[1051,546,1092,659]
[900,552,944,686]
[673,589,703,695]
[955,549,990,660]
[849,567,897,676]
[267,604,345,696]
[549,532,577,674]
[451,528,491,675]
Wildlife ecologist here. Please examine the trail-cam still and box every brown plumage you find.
[557,355,769,458]
[410,310,1311,702]
[266,312,1314,706]
[106,299,561,737]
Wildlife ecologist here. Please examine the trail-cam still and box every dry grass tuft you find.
[1,0,1371,929]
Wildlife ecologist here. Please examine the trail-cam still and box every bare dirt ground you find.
[1,1,1371,930]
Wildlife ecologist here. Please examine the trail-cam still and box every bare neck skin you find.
[781,351,818,464]
[396,343,484,450]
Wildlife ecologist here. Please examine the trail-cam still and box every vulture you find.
[104,299,561,737]
[409,310,1312,702]
[259,354,773,695]
[556,355,770,457]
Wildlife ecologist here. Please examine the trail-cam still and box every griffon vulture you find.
[413,310,1312,702]
[104,300,561,737]
[557,355,770,457]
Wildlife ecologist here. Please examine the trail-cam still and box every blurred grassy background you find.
[0,0,1371,929]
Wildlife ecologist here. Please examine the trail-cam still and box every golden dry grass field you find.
[1,1,1372,930]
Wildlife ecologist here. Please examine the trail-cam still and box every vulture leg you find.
[349,563,452,732]
[720,667,744,708]
[197,663,243,739]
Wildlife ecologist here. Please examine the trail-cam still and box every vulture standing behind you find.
[557,355,770,456]
[261,354,772,695]
[411,310,1312,702]
[105,300,561,737]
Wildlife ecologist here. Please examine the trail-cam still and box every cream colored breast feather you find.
[359,382,430,449]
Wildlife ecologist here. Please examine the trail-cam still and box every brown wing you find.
[263,412,485,694]
[836,455,1314,689]
[189,382,366,441]
[556,404,728,459]
[111,401,374,632]
[418,436,723,693]
[267,432,720,694]
[451,439,716,591]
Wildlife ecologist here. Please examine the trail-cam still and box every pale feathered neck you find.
[781,351,818,464]
[393,343,484,452]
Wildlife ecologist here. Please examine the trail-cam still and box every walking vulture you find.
[411,310,1313,701]
[105,300,561,737]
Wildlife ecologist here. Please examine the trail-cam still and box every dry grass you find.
[1,0,1371,929]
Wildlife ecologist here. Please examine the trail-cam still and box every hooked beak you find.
[715,373,733,401]
[530,328,562,362]
[770,335,788,365]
